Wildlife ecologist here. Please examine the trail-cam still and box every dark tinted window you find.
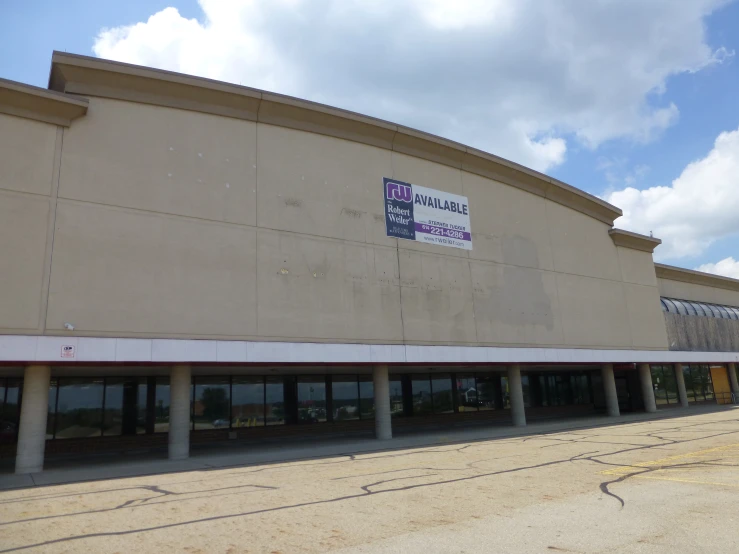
[232,377,265,427]
[431,374,454,414]
[154,377,171,433]
[332,376,360,421]
[456,375,478,412]
[193,377,230,430]
[389,377,405,418]
[297,377,327,423]
[265,378,285,426]
[411,375,433,416]
[359,377,374,419]
[55,378,104,439]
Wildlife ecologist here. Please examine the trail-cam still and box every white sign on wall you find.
[383,178,473,250]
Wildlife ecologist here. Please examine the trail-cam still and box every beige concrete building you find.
[1,53,738,474]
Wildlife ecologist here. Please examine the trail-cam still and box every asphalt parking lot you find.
[1,409,738,553]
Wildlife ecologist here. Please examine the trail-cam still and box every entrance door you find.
[710,365,732,404]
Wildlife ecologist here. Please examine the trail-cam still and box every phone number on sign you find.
[418,224,466,240]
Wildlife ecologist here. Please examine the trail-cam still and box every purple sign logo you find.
[386,181,412,203]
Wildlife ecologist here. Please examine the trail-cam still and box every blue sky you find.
[3,0,739,275]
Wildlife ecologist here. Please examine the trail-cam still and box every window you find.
[193,377,230,430]
[650,366,669,406]
[359,377,375,419]
[331,376,360,421]
[672,300,689,315]
[389,376,405,418]
[662,298,678,313]
[55,378,104,439]
[570,375,591,405]
[265,378,285,426]
[47,378,57,439]
[476,375,499,411]
[431,374,454,414]
[154,377,172,433]
[100,378,148,436]
[0,378,22,444]
[456,375,478,412]
[297,377,327,423]
[232,377,265,427]
[411,375,433,416]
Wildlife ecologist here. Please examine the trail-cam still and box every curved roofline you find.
[0,77,88,126]
[655,263,739,293]
[48,51,622,225]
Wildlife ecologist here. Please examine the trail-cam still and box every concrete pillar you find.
[601,364,620,417]
[169,364,191,460]
[508,364,526,426]
[638,363,657,413]
[673,363,690,408]
[373,364,392,440]
[728,363,739,399]
[15,365,51,474]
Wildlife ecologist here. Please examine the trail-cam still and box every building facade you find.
[1,53,738,474]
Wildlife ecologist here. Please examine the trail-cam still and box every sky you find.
[3,0,739,277]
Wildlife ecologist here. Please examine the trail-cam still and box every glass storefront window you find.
[193,377,230,430]
[476,375,498,411]
[389,377,405,418]
[232,377,265,428]
[154,377,171,433]
[1,378,22,444]
[55,378,104,439]
[103,378,125,436]
[332,376,360,421]
[651,366,669,406]
[431,374,454,414]
[359,377,375,419]
[411,375,433,416]
[456,375,478,412]
[265,377,285,426]
[47,378,57,439]
[297,377,327,424]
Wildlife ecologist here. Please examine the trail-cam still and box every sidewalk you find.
[1,404,735,491]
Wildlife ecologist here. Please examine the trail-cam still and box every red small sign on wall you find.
[61,345,76,359]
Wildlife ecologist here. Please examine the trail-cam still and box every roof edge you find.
[0,77,88,127]
[608,229,661,253]
[48,51,623,225]
[655,263,739,293]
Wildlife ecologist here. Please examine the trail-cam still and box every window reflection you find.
[266,378,285,426]
[456,375,478,412]
[411,375,432,416]
[359,378,374,419]
[193,377,230,430]
[55,378,104,439]
[476,375,499,411]
[389,377,405,418]
[154,378,171,433]
[431,374,454,414]
[297,377,326,424]
[1,378,22,444]
[232,377,265,427]
[332,376,360,421]
[47,378,57,439]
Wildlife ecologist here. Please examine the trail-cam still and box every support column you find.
[728,363,739,400]
[601,364,620,417]
[169,364,191,460]
[373,364,392,440]
[674,363,689,408]
[638,363,657,413]
[508,364,526,426]
[15,365,51,474]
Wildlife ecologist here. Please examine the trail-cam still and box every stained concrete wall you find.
[0,97,670,349]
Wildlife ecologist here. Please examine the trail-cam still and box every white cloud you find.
[696,257,739,279]
[93,0,730,172]
[607,127,739,260]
